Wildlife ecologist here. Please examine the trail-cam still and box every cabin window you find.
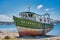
[48,20,49,22]
[28,14,30,17]
[28,14,33,17]
[24,14,27,17]
[40,19,42,21]
[21,14,27,17]
[44,20,46,22]
[31,14,33,17]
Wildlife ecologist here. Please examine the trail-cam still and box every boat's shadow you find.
[16,35,56,39]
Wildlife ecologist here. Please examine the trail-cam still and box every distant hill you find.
[0,21,14,25]
[54,20,60,23]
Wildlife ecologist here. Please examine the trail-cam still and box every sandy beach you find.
[1,37,60,40]
[0,31,60,40]
[0,31,19,38]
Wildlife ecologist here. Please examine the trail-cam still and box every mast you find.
[28,5,31,12]
[45,13,50,18]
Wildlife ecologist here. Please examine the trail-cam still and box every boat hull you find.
[13,16,54,36]
[17,26,53,36]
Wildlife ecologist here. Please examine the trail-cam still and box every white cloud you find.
[37,5,43,9]
[45,8,54,12]
[45,8,49,11]
[0,15,14,22]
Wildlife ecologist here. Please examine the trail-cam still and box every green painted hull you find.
[13,16,53,29]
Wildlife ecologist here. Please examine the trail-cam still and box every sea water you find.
[0,24,18,32]
[0,23,60,36]
[47,23,60,36]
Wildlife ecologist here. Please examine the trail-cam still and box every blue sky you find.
[0,0,60,22]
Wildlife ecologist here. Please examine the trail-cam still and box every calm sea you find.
[0,23,60,36]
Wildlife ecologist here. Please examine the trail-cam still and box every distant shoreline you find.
[0,21,14,25]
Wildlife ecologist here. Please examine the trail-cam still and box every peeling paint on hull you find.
[17,26,52,36]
